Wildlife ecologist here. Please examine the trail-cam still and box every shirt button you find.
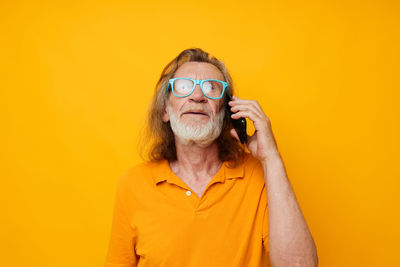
[186,190,192,196]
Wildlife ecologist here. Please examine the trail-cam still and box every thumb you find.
[230,128,240,142]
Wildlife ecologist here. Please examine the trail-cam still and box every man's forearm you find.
[262,151,318,267]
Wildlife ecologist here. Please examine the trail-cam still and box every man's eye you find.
[202,82,213,91]
[178,84,190,89]
[175,80,193,92]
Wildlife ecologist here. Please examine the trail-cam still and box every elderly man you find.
[105,48,318,267]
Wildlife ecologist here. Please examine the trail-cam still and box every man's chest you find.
[131,174,268,267]
[181,177,212,198]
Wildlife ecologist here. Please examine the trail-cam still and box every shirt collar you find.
[152,158,245,185]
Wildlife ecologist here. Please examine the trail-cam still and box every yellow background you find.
[1,0,399,266]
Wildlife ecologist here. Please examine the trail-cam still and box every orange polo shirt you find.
[105,152,270,267]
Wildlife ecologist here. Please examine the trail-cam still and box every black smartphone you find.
[226,94,247,144]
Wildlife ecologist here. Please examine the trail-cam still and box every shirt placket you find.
[166,167,225,212]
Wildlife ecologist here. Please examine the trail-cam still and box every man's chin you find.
[177,135,217,147]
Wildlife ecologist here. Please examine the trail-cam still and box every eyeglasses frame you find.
[166,77,229,100]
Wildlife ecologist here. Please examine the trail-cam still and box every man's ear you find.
[162,104,169,122]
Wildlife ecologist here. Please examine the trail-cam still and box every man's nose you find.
[189,84,207,102]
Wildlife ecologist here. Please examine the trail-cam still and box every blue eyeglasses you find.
[167,77,229,100]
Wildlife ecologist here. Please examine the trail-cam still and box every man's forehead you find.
[173,62,224,80]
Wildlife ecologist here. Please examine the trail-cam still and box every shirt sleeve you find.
[105,174,138,267]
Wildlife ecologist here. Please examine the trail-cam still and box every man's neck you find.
[169,139,222,182]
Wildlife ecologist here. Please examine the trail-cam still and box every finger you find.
[229,98,263,112]
[231,101,267,120]
[229,97,249,105]
[229,95,249,105]
[230,104,261,115]
[231,110,262,122]
[231,106,267,123]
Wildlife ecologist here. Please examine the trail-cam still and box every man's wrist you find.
[261,148,281,165]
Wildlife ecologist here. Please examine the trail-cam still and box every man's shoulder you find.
[125,160,165,174]
[239,153,265,185]
[241,152,263,169]
[116,160,166,188]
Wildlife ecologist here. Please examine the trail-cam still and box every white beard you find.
[167,104,225,147]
